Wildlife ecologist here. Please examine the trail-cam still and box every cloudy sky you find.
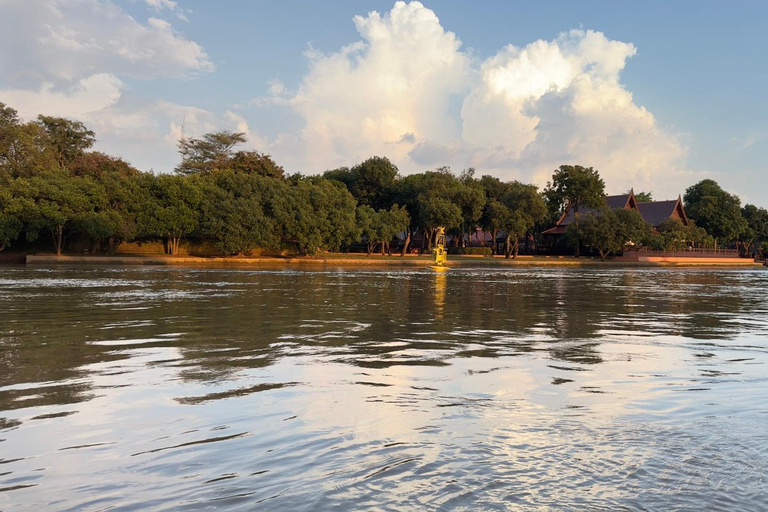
[1,0,766,202]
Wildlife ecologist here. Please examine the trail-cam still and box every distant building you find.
[541,189,688,237]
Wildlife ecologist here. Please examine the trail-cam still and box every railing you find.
[626,247,741,258]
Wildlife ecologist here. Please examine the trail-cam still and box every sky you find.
[1,0,766,203]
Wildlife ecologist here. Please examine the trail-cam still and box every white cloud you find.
[138,0,190,22]
[0,74,124,120]
[249,2,689,196]
[287,0,471,169]
[0,0,213,84]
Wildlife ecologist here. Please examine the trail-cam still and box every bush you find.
[447,246,492,256]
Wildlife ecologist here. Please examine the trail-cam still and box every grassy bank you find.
[22,253,764,268]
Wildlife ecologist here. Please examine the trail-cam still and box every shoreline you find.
[20,254,764,268]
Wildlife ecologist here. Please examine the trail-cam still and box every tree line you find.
[1,101,766,259]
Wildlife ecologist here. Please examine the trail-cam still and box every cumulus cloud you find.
[0,0,213,84]
[254,1,688,196]
[288,0,471,169]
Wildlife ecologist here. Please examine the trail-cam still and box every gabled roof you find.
[637,196,689,227]
[543,191,637,235]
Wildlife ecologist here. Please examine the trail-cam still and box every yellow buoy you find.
[431,226,448,269]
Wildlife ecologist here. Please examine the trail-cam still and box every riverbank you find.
[23,253,764,268]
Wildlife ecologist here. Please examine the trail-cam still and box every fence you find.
[626,247,741,258]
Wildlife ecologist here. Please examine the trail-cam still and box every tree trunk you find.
[108,237,115,255]
[505,235,511,259]
[401,230,411,257]
[491,229,498,255]
[367,242,372,256]
[426,228,434,252]
[513,239,519,259]
[53,224,64,256]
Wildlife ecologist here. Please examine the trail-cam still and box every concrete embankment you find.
[23,254,764,268]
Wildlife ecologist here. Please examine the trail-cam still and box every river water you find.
[1,266,767,511]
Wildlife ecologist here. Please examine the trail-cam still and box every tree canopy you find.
[684,179,747,243]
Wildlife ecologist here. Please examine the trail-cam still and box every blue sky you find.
[1,0,766,204]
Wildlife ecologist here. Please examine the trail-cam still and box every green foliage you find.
[9,172,105,255]
[647,218,713,252]
[634,191,653,202]
[447,246,492,256]
[278,177,359,256]
[229,151,285,179]
[137,174,202,254]
[544,164,607,220]
[0,186,22,250]
[68,152,140,178]
[684,179,747,243]
[741,204,768,243]
[37,115,95,169]
[199,171,281,255]
[324,156,398,210]
[497,182,547,258]
[567,208,653,260]
[356,204,409,254]
[175,131,247,175]
[0,103,57,178]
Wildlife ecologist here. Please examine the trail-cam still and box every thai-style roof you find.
[637,196,689,227]
[541,192,637,235]
[541,189,689,235]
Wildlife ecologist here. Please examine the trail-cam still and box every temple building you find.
[541,189,688,237]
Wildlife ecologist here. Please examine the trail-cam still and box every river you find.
[1,266,767,511]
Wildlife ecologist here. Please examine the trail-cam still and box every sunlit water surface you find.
[1,266,768,511]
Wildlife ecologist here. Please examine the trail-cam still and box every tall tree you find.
[175,131,246,175]
[0,103,56,178]
[543,165,607,218]
[499,182,547,258]
[683,179,747,245]
[544,165,606,256]
[37,116,95,169]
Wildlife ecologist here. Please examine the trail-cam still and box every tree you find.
[544,165,607,219]
[68,152,140,178]
[648,218,712,253]
[37,116,95,169]
[175,131,246,175]
[567,208,652,261]
[740,204,768,256]
[324,156,399,210]
[454,168,486,248]
[12,172,102,255]
[277,178,359,256]
[137,174,202,255]
[543,165,606,256]
[0,103,57,178]
[634,191,653,202]
[229,151,285,179]
[498,182,547,258]
[683,179,747,245]
[356,204,409,255]
[199,171,281,255]
[0,186,22,251]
